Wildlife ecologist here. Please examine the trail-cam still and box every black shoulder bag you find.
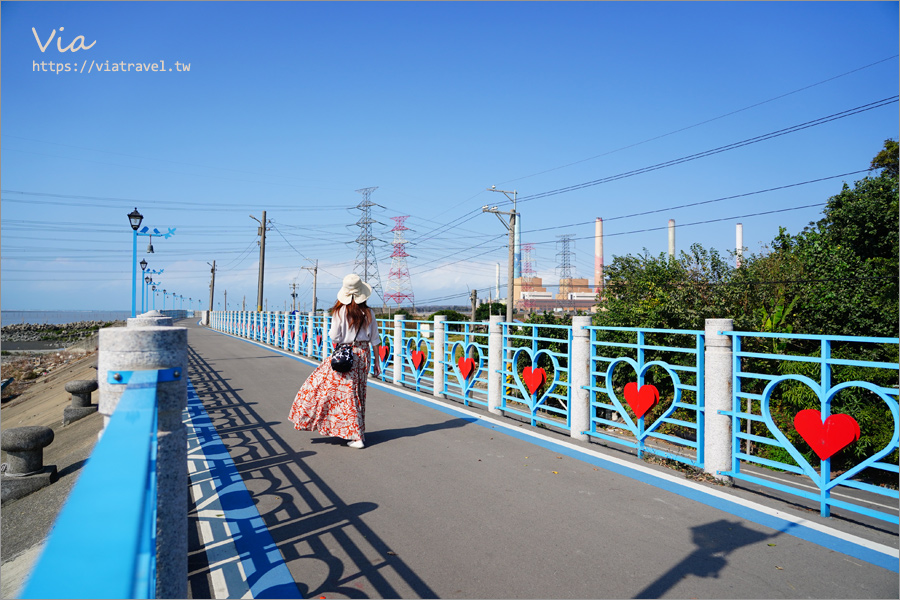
[331,344,354,372]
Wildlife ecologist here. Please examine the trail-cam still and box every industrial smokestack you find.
[514,217,522,278]
[668,219,676,257]
[594,217,604,296]
[736,223,744,267]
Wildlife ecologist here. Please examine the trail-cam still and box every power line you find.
[518,170,870,236]
[1,190,354,212]
[495,96,898,205]
[498,55,899,184]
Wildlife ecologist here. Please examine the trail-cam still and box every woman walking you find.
[289,274,381,449]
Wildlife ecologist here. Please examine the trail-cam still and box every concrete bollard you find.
[432,315,447,398]
[488,315,503,416]
[704,318,734,484]
[393,315,406,385]
[570,316,592,441]
[63,379,99,425]
[128,310,173,328]
[1,426,58,504]
[98,325,188,598]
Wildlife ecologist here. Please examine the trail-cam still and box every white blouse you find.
[329,306,379,345]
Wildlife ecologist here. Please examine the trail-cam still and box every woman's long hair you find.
[330,298,371,333]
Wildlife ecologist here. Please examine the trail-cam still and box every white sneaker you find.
[347,440,365,449]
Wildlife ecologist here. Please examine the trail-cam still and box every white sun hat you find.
[336,274,373,305]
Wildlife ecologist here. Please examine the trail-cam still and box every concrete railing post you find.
[307,312,315,356]
[571,316,592,441]
[393,315,406,385]
[293,311,302,353]
[488,315,503,415]
[704,318,734,484]
[98,324,188,598]
[433,315,447,398]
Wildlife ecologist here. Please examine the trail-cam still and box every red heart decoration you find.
[411,351,425,370]
[793,410,861,460]
[458,357,476,380]
[522,367,546,395]
[302,332,308,343]
[316,335,322,346]
[290,330,295,339]
[378,346,390,362]
[280,329,284,338]
[624,382,659,419]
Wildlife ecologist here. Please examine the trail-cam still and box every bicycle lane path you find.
[184,320,899,599]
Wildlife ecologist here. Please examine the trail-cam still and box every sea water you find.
[1,310,132,327]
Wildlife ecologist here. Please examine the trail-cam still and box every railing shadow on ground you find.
[633,519,778,599]
[187,345,439,599]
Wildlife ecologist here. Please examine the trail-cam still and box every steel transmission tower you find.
[556,234,575,279]
[384,216,415,308]
[353,187,385,304]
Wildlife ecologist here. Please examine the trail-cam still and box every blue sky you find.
[2,1,897,312]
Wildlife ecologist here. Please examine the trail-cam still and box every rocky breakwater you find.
[1,321,125,351]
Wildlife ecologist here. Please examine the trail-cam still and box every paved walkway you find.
[184,320,899,599]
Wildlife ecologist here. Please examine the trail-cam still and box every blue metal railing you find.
[501,321,573,431]
[22,370,162,599]
[719,332,899,523]
[585,326,705,467]
[371,319,394,381]
[398,320,436,393]
[208,311,898,522]
[442,321,490,408]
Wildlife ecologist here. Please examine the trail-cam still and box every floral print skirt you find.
[289,342,370,442]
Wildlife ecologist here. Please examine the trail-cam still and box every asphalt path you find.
[185,321,899,599]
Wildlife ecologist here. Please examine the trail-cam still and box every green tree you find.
[429,309,467,322]
[597,244,748,331]
[475,301,506,320]
[870,138,898,179]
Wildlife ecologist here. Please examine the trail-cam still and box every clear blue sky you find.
[2,1,897,312]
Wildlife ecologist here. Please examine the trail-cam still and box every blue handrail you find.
[21,370,160,599]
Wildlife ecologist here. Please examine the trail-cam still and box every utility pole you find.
[224,290,227,311]
[483,186,517,324]
[243,296,246,311]
[207,261,216,314]
[290,282,299,312]
[250,211,268,311]
[302,260,318,315]
[470,288,478,322]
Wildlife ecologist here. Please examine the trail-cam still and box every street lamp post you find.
[163,289,167,310]
[139,259,148,313]
[145,269,164,312]
[151,285,157,310]
[128,208,144,318]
